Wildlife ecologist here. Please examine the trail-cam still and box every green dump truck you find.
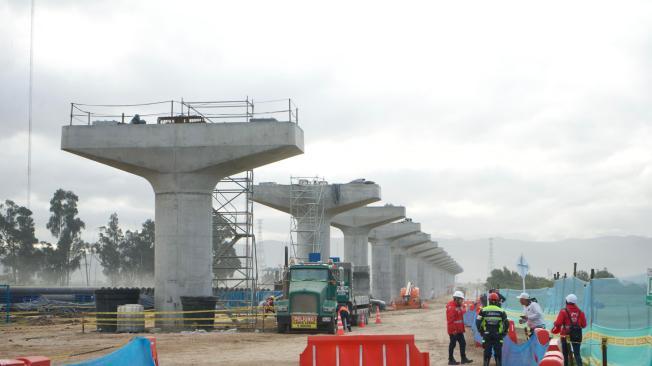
[274,260,370,333]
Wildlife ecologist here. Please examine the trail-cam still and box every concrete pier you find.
[390,232,430,299]
[330,205,405,295]
[252,181,381,260]
[368,221,420,302]
[62,122,303,325]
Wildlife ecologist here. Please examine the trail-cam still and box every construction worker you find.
[446,291,473,365]
[480,289,505,307]
[551,294,586,366]
[476,293,508,366]
[264,296,275,313]
[337,303,352,332]
[517,292,545,336]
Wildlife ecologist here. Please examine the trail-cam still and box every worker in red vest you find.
[551,294,586,366]
[446,291,473,364]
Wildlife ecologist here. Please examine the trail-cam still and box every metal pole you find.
[5,285,10,324]
[288,99,291,122]
[171,100,174,118]
[87,111,91,125]
[573,262,577,277]
[122,113,125,124]
[296,108,299,124]
[70,103,74,125]
[601,338,607,366]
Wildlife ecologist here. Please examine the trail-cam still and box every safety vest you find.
[477,304,507,335]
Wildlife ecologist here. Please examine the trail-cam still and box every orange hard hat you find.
[488,293,500,302]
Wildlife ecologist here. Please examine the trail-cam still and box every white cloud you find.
[1,0,651,276]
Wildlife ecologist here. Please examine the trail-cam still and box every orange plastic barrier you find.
[0,360,25,366]
[507,320,518,343]
[534,328,550,346]
[15,357,49,366]
[299,335,430,366]
[146,337,159,366]
[547,339,560,352]
[539,350,563,366]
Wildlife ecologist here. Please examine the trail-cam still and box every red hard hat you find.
[488,293,500,302]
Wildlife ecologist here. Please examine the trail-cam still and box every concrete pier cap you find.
[252,179,381,260]
[331,204,405,266]
[61,120,304,325]
[405,241,439,256]
[330,204,405,296]
[391,232,431,253]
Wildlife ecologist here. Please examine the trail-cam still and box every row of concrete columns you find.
[252,182,463,304]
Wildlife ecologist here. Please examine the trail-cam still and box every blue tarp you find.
[464,307,547,365]
[67,337,155,366]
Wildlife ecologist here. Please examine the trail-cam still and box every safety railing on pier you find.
[69,98,298,126]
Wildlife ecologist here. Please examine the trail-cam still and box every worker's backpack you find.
[564,308,583,343]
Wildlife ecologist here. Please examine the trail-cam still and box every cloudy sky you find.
[1,0,651,281]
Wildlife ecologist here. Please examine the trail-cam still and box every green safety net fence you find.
[499,277,651,365]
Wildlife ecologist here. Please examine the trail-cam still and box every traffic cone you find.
[336,312,345,335]
[359,313,366,328]
[375,305,382,324]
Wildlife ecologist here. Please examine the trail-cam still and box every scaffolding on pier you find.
[212,170,258,327]
[289,177,327,261]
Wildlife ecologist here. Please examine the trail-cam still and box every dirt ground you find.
[0,296,484,365]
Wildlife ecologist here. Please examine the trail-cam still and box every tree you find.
[212,209,241,281]
[576,270,590,282]
[95,213,123,285]
[575,268,614,281]
[485,267,553,290]
[0,200,39,284]
[594,268,615,279]
[121,219,155,286]
[45,189,86,285]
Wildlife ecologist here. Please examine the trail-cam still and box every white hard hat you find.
[516,292,531,300]
[453,291,465,299]
[566,294,578,304]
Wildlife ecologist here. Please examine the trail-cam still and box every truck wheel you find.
[329,317,337,334]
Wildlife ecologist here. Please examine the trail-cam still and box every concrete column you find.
[405,256,418,285]
[368,221,420,303]
[370,241,393,302]
[252,182,381,261]
[62,122,303,327]
[392,248,406,299]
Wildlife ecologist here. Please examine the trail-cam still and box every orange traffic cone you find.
[359,313,366,328]
[375,305,382,324]
[336,312,345,335]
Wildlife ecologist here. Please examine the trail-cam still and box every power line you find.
[26,0,35,208]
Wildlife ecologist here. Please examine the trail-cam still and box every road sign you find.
[516,254,529,291]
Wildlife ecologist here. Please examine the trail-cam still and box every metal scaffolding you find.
[289,176,327,261]
[212,170,257,325]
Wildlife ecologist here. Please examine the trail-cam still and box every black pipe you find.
[591,269,595,279]
[573,262,577,277]
[284,246,289,268]
[602,338,608,366]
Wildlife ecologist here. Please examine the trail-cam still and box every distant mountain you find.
[438,236,652,282]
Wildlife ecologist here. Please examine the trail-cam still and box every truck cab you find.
[274,262,339,333]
